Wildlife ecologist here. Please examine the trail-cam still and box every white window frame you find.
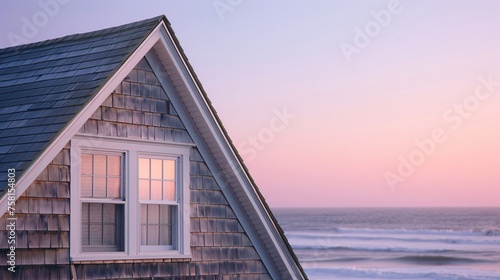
[138,154,179,252]
[70,135,191,261]
[80,151,125,253]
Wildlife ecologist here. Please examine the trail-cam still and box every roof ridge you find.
[0,15,164,55]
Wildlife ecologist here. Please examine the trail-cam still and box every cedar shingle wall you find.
[79,58,192,144]
[0,145,71,279]
[75,57,272,279]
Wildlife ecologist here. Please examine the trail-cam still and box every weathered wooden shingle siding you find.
[0,145,71,279]
[79,57,192,144]
[72,57,272,279]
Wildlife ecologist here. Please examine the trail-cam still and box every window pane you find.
[81,153,123,199]
[108,155,121,176]
[142,204,161,245]
[151,181,162,200]
[147,205,159,224]
[82,203,89,223]
[159,205,171,224]
[88,204,104,245]
[163,160,175,180]
[89,204,102,223]
[93,176,107,198]
[103,225,116,245]
[141,205,173,246]
[159,205,172,245]
[141,225,147,245]
[83,203,123,250]
[139,180,150,200]
[141,204,148,223]
[82,224,89,246]
[81,176,93,197]
[159,225,172,245]
[115,205,124,249]
[81,154,93,175]
[151,159,162,179]
[163,181,175,201]
[141,205,150,245]
[103,204,115,223]
[149,225,160,245]
[139,158,150,179]
[82,203,89,246]
[107,177,120,198]
[94,155,107,175]
[90,224,103,245]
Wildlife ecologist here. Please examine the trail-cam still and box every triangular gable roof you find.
[0,16,307,279]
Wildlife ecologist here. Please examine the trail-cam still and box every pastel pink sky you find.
[1,0,499,207]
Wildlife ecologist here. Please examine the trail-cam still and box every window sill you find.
[71,252,192,263]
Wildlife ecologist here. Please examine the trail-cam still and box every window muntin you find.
[139,157,178,248]
[80,152,124,252]
[141,204,173,246]
[81,154,122,199]
[139,158,176,201]
[82,203,124,251]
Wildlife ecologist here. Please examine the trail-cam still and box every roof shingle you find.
[0,16,164,192]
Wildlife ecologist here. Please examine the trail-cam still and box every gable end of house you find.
[0,16,307,280]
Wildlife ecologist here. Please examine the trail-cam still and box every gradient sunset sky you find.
[1,0,499,207]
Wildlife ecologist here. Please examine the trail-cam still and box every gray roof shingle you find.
[0,16,164,192]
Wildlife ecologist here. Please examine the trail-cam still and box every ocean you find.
[273,208,500,280]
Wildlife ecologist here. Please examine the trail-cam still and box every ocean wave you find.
[303,256,372,263]
[287,232,500,246]
[480,227,500,236]
[289,227,500,237]
[292,244,459,253]
[392,255,492,265]
[300,254,494,265]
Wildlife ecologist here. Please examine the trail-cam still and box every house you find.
[0,15,307,279]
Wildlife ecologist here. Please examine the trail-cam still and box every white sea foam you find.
[286,229,500,247]
[292,227,500,237]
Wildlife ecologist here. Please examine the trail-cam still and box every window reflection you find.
[81,153,122,199]
[138,158,176,201]
[139,158,150,179]
[80,152,124,252]
[139,157,177,247]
